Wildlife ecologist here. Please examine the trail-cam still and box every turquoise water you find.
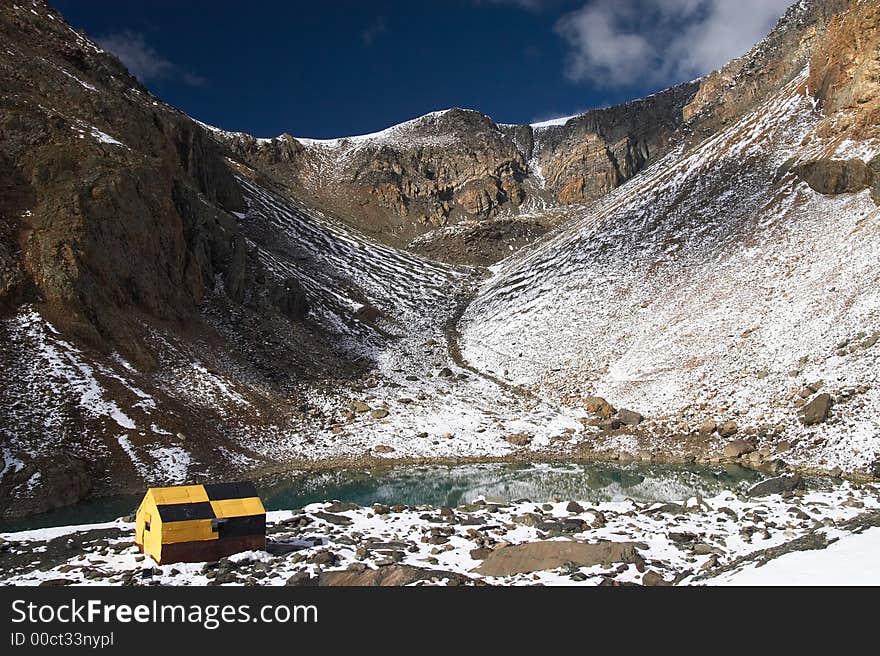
[0,461,764,533]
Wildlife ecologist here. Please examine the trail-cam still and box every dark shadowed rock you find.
[792,159,872,195]
[747,475,803,498]
[617,409,644,426]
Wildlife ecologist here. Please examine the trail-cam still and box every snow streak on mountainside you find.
[462,69,880,474]
[225,178,589,463]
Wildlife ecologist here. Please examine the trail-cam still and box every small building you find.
[135,481,266,564]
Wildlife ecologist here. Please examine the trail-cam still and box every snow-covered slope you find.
[462,69,880,474]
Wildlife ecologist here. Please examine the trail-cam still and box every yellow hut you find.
[135,481,266,564]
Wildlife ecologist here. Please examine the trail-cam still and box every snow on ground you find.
[462,69,880,474]
[708,526,880,586]
[295,109,458,149]
[88,127,126,147]
[1,481,877,586]
[228,177,593,462]
[530,114,579,129]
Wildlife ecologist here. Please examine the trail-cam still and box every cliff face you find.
[221,89,698,250]
[211,2,862,264]
[681,0,853,136]
[808,0,880,141]
[0,1,307,366]
[0,0,326,517]
[528,83,698,206]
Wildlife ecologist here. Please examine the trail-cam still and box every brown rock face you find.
[793,159,873,194]
[723,439,755,459]
[683,0,851,138]
[717,422,739,438]
[220,86,696,257]
[473,541,641,577]
[0,2,305,362]
[583,396,616,419]
[808,0,880,140]
[319,564,467,586]
[801,393,833,425]
[531,82,697,206]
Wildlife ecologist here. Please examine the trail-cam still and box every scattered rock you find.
[370,408,389,419]
[722,439,754,458]
[800,393,832,425]
[583,396,616,419]
[469,547,492,560]
[504,433,532,447]
[698,420,718,435]
[285,572,316,587]
[617,409,643,426]
[320,564,466,586]
[717,421,739,438]
[641,570,668,587]
[312,511,353,526]
[565,501,584,514]
[326,501,359,513]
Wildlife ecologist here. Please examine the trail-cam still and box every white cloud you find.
[97,31,172,81]
[361,18,388,47]
[97,31,204,86]
[556,0,795,88]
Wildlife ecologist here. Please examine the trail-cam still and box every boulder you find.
[566,501,585,514]
[698,420,718,435]
[722,439,754,458]
[717,421,738,438]
[800,393,832,425]
[641,570,669,587]
[617,409,644,426]
[746,474,802,498]
[320,564,466,586]
[792,159,872,195]
[472,540,641,576]
[349,401,371,413]
[369,408,389,419]
[504,433,531,447]
[583,396,616,419]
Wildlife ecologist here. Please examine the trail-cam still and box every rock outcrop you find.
[220,88,697,258]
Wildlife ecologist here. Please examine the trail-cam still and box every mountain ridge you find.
[1,0,878,519]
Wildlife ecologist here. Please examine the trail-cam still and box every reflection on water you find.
[1,461,765,533]
[260,461,766,510]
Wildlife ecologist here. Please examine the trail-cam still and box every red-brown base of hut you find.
[137,536,266,565]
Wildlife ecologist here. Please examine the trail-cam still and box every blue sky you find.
[51,0,794,139]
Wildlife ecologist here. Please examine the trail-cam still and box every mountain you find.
[0,0,878,519]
